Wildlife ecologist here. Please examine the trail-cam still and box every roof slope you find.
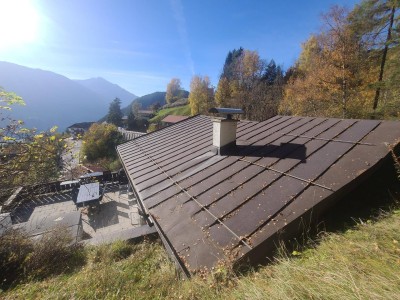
[117,115,400,275]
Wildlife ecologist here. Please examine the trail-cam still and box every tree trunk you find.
[373,6,396,111]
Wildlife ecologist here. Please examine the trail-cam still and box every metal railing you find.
[2,170,128,212]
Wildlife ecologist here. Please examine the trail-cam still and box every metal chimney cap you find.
[209,107,244,115]
[209,107,244,120]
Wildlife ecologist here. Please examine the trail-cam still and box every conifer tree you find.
[107,98,123,127]
[350,0,399,112]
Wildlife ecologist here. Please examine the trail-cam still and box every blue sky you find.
[0,0,360,97]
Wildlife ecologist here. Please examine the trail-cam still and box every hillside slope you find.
[121,91,167,115]
[4,207,400,299]
[149,104,191,123]
[75,77,137,108]
[119,90,189,117]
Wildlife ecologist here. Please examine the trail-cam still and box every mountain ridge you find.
[74,77,137,108]
[0,61,137,131]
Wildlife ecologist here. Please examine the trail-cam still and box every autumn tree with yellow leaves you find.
[165,78,183,104]
[215,49,284,121]
[188,75,214,115]
[0,88,64,202]
[281,1,399,119]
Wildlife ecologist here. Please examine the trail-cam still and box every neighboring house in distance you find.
[117,112,400,276]
[67,122,96,136]
[122,115,128,128]
[161,115,189,128]
[138,110,154,120]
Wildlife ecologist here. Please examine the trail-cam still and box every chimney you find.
[209,108,244,155]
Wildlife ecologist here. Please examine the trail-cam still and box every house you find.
[66,122,96,135]
[161,115,189,127]
[116,112,400,276]
[138,110,154,119]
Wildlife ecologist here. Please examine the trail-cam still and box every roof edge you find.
[116,114,201,148]
[116,142,192,277]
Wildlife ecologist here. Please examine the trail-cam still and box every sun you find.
[0,0,40,50]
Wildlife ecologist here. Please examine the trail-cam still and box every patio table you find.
[76,182,100,206]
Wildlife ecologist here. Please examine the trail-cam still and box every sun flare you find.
[0,0,40,50]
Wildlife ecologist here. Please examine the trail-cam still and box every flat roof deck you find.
[117,115,400,275]
[11,183,144,242]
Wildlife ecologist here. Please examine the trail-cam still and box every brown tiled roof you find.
[117,115,400,275]
[161,115,189,124]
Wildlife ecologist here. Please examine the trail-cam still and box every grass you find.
[2,208,400,299]
[3,165,400,299]
[149,105,191,123]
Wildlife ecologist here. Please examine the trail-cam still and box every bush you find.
[0,229,33,287]
[0,227,85,289]
[24,226,85,280]
[108,159,122,171]
[87,157,122,172]
[82,123,124,162]
[147,123,158,133]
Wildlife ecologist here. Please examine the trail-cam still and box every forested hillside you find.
[186,0,399,121]
[281,2,399,119]
[121,92,167,115]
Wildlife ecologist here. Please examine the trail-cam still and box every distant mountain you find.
[0,61,137,131]
[98,91,167,122]
[99,90,190,121]
[122,91,167,115]
[74,77,137,108]
[122,90,189,114]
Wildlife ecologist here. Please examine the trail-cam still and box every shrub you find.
[24,226,85,280]
[87,157,122,172]
[147,123,158,133]
[0,229,33,288]
[82,123,124,162]
[0,226,85,289]
[108,159,122,171]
